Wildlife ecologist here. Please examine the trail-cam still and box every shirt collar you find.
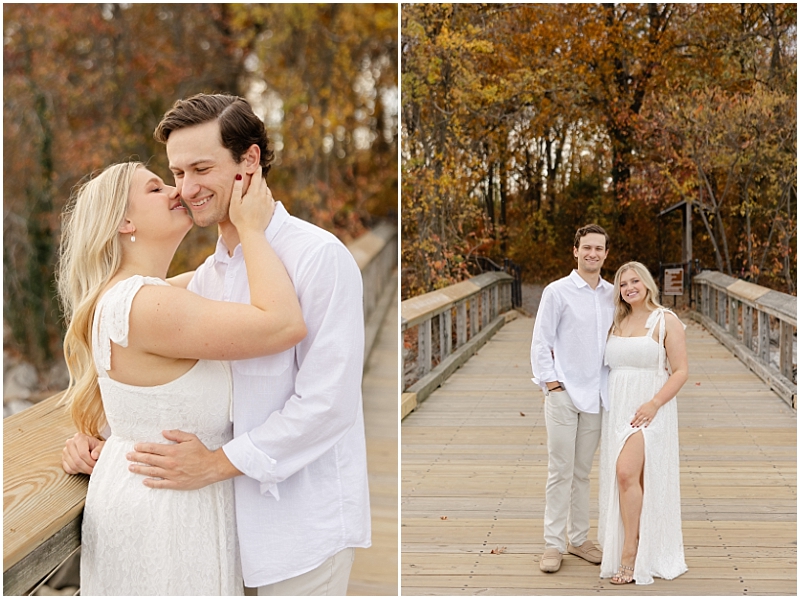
[265,201,289,244]
[569,269,589,288]
[210,201,290,264]
[569,269,611,290]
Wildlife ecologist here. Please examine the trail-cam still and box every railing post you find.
[470,297,478,338]
[717,289,726,328]
[757,309,770,364]
[400,344,411,389]
[708,286,715,321]
[441,310,452,360]
[728,297,739,339]
[779,321,793,381]
[743,304,754,350]
[456,301,467,349]
[419,319,432,378]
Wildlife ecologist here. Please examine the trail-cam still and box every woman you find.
[56,162,304,595]
[598,262,689,585]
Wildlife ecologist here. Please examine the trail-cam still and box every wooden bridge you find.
[401,275,796,595]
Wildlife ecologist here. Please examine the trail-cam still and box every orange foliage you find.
[402,3,795,297]
[3,4,397,369]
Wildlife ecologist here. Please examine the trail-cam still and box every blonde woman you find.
[597,262,689,585]
[57,162,305,595]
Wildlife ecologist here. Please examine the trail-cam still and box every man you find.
[530,224,614,573]
[63,94,370,595]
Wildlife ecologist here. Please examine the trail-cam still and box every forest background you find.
[3,3,398,388]
[401,3,796,300]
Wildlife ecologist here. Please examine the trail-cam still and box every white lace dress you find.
[598,308,688,585]
[80,276,243,595]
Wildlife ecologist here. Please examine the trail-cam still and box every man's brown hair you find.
[573,223,610,250]
[154,93,274,177]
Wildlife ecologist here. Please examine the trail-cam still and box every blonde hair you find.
[56,162,142,437]
[612,261,664,332]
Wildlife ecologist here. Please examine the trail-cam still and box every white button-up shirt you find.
[530,269,615,413]
[188,202,371,587]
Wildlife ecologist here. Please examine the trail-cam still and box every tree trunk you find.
[485,161,495,237]
[697,165,733,274]
[25,91,57,366]
[499,157,508,254]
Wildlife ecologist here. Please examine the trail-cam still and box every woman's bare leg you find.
[616,431,645,571]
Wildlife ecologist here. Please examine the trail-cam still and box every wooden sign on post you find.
[663,268,684,296]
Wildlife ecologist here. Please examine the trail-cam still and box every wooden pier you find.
[401,313,797,595]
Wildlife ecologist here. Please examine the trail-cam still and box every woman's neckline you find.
[613,308,660,338]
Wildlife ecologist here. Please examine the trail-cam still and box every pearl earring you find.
[131,234,136,242]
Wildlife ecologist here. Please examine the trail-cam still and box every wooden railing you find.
[347,222,398,363]
[401,271,515,417]
[2,223,398,596]
[3,393,85,596]
[692,271,797,408]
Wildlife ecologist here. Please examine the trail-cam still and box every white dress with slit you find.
[598,308,688,584]
[80,276,243,595]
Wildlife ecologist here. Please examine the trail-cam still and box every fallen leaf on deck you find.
[490,546,507,554]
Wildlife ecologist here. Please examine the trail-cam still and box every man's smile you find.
[189,195,212,208]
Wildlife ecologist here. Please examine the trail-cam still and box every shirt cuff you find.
[222,433,280,500]
[532,370,557,389]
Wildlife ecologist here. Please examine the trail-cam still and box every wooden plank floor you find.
[349,284,399,595]
[402,313,797,595]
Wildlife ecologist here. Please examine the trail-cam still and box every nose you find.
[181,174,202,199]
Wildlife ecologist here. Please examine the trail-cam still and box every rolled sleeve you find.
[222,433,279,499]
[531,287,560,389]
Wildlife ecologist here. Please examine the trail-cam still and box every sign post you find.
[663,267,684,307]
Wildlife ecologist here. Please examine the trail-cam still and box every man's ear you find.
[242,144,261,175]
[118,219,135,235]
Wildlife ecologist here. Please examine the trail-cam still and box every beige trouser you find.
[245,548,355,596]
[543,389,602,553]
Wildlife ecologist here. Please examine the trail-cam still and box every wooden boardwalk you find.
[401,312,797,595]
[350,285,399,595]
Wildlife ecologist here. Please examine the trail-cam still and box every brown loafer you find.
[567,540,602,564]
[539,547,563,573]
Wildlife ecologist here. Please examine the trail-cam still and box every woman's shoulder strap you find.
[661,308,687,331]
[644,308,663,332]
[92,275,168,373]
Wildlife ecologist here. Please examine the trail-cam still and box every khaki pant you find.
[543,389,602,552]
[245,548,355,596]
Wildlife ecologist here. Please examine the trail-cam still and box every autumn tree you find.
[229,3,398,242]
[401,3,796,297]
[402,4,496,297]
